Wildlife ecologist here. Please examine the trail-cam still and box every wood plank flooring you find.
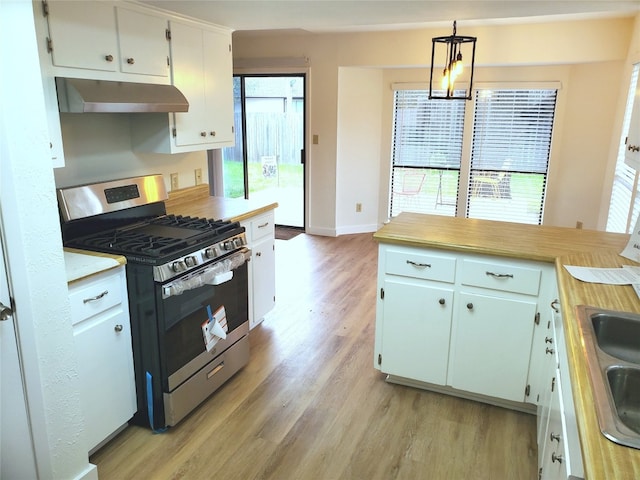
[91,233,537,479]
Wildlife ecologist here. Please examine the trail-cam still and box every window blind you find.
[606,64,640,233]
[390,89,465,217]
[467,89,557,224]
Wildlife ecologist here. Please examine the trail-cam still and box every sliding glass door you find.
[222,75,305,228]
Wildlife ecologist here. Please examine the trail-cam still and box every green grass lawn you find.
[224,160,304,197]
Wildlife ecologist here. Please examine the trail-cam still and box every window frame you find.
[389,81,561,224]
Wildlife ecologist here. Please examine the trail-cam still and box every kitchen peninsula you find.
[374,212,640,479]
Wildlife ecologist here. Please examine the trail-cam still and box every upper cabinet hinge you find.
[378,353,382,366]
[172,127,177,138]
[380,287,384,300]
[166,29,171,41]
[228,44,232,52]
[525,384,531,397]
[42,0,49,17]
[166,56,170,67]
[46,37,53,53]
[231,125,235,133]
[534,312,540,325]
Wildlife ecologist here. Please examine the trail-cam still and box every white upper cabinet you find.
[625,78,640,169]
[115,6,170,78]
[131,18,235,153]
[42,0,169,83]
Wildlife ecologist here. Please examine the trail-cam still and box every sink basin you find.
[576,306,640,449]
[607,366,640,435]
[591,312,640,364]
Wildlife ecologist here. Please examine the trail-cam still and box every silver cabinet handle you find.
[551,453,563,464]
[406,260,431,268]
[466,303,473,310]
[0,301,13,321]
[83,290,108,304]
[126,57,135,65]
[114,324,123,332]
[550,432,561,443]
[546,347,555,355]
[200,131,207,137]
[258,222,269,228]
[485,271,513,278]
[438,298,445,305]
[105,54,114,62]
[628,144,640,153]
[550,299,560,313]
[209,131,216,137]
[545,336,553,344]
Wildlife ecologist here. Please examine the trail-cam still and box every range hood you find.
[55,77,189,113]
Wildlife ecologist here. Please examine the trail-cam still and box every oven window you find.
[160,263,248,377]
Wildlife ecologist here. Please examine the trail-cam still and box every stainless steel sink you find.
[607,366,640,435]
[591,311,640,364]
[576,306,640,449]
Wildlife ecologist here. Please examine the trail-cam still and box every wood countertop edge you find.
[64,247,127,266]
[374,214,640,477]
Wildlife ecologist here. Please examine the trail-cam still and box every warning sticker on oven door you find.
[202,305,228,352]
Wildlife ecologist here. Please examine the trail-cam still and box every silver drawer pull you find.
[406,260,431,268]
[114,324,123,332]
[485,271,513,279]
[258,222,269,228]
[83,290,108,303]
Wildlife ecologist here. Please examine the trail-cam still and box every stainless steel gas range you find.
[58,174,250,430]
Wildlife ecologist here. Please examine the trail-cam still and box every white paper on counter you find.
[620,213,640,262]
[563,265,640,284]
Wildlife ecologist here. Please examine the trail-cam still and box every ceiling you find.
[140,0,640,34]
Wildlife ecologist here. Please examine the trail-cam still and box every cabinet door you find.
[116,7,169,78]
[251,237,275,329]
[202,28,234,146]
[46,1,119,72]
[625,79,640,168]
[540,371,568,480]
[449,291,537,402]
[380,277,453,385]
[170,21,207,147]
[73,305,136,451]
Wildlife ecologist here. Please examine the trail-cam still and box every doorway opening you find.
[221,74,306,229]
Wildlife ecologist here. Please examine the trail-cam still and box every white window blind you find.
[467,89,557,224]
[606,64,640,233]
[390,89,465,217]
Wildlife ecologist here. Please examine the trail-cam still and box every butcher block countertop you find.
[164,184,277,222]
[375,212,640,479]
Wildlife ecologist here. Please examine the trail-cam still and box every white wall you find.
[233,15,638,233]
[336,67,383,234]
[53,114,208,193]
[0,2,96,478]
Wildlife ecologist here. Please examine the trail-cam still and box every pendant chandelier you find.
[429,21,477,100]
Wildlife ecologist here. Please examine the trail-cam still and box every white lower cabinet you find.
[375,244,549,406]
[379,277,453,385]
[241,210,276,329]
[68,266,136,453]
[448,291,537,402]
[538,299,584,480]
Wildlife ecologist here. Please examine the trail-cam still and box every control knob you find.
[223,240,234,251]
[184,255,197,267]
[233,237,244,248]
[171,260,187,273]
[204,247,217,259]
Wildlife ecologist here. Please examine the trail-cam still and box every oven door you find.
[157,249,249,393]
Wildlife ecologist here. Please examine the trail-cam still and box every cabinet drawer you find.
[251,212,275,243]
[69,270,123,325]
[460,259,541,295]
[385,249,456,283]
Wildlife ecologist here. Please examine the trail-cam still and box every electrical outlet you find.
[170,173,179,190]
[356,203,362,213]
[194,168,203,185]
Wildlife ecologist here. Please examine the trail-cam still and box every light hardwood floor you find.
[91,233,537,479]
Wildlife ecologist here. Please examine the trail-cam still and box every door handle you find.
[0,301,13,321]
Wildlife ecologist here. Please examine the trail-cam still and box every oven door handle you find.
[162,248,249,299]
